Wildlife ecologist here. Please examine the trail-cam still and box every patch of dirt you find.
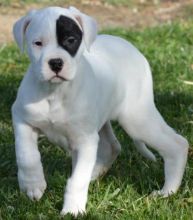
[0,0,193,45]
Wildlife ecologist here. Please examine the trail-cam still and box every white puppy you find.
[12,6,188,216]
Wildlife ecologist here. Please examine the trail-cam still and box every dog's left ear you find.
[13,10,37,52]
[69,6,97,51]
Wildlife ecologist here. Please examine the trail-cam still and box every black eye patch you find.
[56,15,83,56]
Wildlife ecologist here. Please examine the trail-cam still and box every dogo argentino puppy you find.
[12,6,188,216]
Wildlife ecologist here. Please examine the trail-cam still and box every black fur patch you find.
[56,15,82,56]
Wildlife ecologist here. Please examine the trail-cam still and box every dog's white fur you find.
[12,6,189,216]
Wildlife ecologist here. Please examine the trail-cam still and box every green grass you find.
[102,0,134,7]
[1,22,193,219]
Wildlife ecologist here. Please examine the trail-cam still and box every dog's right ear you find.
[69,6,97,52]
[13,10,37,52]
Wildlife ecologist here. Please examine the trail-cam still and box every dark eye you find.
[65,36,77,45]
[34,41,43,46]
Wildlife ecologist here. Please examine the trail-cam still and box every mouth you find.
[49,75,69,83]
[50,75,68,81]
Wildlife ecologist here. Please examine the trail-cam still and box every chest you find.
[23,98,68,133]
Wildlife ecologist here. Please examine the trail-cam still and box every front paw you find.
[18,169,47,201]
[150,189,175,198]
[61,192,86,217]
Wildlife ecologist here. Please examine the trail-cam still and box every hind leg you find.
[91,121,121,180]
[119,105,188,196]
[133,139,156,162]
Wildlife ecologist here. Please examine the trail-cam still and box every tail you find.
[133,140,156,162]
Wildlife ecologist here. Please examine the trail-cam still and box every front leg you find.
[13,117,46,200]
[61,133,99,216]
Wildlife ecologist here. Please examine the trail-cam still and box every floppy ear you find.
[69,6,97,51]
[13,10,37,52]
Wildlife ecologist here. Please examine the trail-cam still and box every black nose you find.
[48,58,64,73]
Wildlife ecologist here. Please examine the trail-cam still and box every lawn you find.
[1,22,193,219]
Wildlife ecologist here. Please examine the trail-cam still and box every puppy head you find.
[13,7,97,83]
